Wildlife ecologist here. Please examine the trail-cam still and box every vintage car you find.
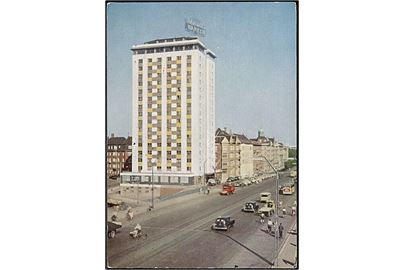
[107,198,123,207]
[207,179,217,186]
[258,200,276,217]
[242,201,259,212]
[211,216,235,231]
[260,192,272,203]
[279,181,295,195]
[107,221,122,238]
[220,183,236,195]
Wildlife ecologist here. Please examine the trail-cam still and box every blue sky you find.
[107,2,297,146]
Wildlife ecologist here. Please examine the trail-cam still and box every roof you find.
[215,128,231,140]
[107,137,127,145]
[131,36,216,58]
[144,36,198,44]
[234,133,252,145]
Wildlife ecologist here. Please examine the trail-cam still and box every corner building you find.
[122,37,215,185]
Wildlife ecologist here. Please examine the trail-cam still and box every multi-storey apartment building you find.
[234,134,254,178]
[121,37,216,185]
[107,135,132,178]
[251,129,289,175]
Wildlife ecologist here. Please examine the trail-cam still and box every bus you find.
[279,182,295,195]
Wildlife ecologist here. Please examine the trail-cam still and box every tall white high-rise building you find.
[121,37,215,185]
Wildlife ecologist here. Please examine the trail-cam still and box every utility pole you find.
[259,156,279,267]
[151,166,154,209]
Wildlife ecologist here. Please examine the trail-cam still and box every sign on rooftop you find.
[185,18,206,37]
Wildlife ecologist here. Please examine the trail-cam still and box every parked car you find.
[241,179,251,186]
[242,201,259,212]
[207,179,217,186]
[211,216,235,231]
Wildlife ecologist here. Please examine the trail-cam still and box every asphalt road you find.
[107,174,297,268]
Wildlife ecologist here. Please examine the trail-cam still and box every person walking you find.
[267,219,273,234]
[291,205,296,216]
[278,223,284,239]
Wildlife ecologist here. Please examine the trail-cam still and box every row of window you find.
[134,45,203,55]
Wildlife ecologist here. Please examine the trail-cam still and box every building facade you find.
[215,128,239,182]
[107,135,132,178]
[121,37,216,185]
[251,129,288,175]
[235,134,254,178]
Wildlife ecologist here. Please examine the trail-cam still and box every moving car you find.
[220,183,236,195]
[242,201,259,212]
[258,200,275,217]
[260,192,272,203]
[107,198,122,207]
[107,221,122,238]
[211,216,235,231]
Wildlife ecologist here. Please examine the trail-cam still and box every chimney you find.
[111,133,115,138]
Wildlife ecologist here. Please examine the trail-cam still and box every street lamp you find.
[259,156,279,267]
[151,165,155,209]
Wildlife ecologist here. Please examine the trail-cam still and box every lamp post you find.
[259,155,279,267]
[151,166,155,209]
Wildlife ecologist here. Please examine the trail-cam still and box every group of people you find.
[267,219,284,238]
[260,213,283,238]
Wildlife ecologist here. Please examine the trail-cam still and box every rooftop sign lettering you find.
[185,18,206,37]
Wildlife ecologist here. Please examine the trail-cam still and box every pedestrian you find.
[282,208,286,216]
[278,223,284,239]
[260,213,265,224]
[292,206,296,216]
[207,187,210,195]
[267,219,273,234]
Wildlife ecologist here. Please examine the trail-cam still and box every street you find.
[107,174,297,268]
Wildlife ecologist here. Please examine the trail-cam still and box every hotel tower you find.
[121,37,215,185]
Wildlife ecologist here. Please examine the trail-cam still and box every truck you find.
[220,183,236,195]
[258,200,275,217]
[260,192,272,203]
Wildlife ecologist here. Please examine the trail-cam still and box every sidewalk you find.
[277,222,297,268]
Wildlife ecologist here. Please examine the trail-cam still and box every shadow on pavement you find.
[282,258,296,266]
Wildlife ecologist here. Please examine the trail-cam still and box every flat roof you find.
[131,36,216,58]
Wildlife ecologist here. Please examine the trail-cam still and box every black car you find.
[211,216,235,231]
[241,201,259,212]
